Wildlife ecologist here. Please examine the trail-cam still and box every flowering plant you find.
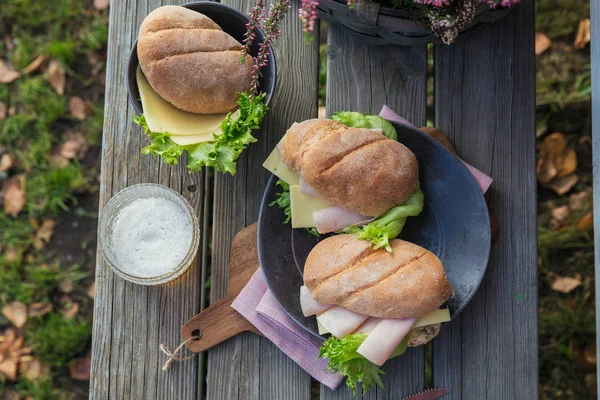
[247,0,519,46]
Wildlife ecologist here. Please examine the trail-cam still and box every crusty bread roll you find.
[280,119,418,216]
[137,6,253,114]
[304,235,453,319]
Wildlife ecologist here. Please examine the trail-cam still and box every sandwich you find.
[300,234,454,394]
[133,5,268,174]
[263,112,424,251]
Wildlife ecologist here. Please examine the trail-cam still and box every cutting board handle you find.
[181,223,261,353]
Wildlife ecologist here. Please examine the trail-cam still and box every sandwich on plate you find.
[133,5,268,174]
[301,234,454,394]
[264,113,424,251]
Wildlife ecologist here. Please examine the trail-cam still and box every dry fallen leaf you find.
[69,97,87,120]
[8,105,16,116]
[19,357,48,381]
[70,354,91,381]
[551,205,569,222]
[50,148,70,169]
[0,101,7,120]
[33,219,56,250]
[0,61,20,84]
[535,33,552,55]
[22,55,47,75]
[87,282,96,300]
[2,302,27,328]
[577,213,593,231]
[551,276,582,293]
[28,302,53,318]
[63,303,79,320]
[574,19,591,49]
[46,60,66,95]
[5,247,18,262]
[94,0,110,10]
[569,191,589,210]
[2,174,26,216]
[537,133,577,184]
[59,131,88,159]
[549,174,579,196]
[0,153,12,172]
[58,279,74,294]
[0,329,31,381]
[584,343,596,366]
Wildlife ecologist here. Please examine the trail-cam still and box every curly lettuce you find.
[319,334,408,395]
[134,92,267,175]
[331,111,397,140]
[345,184,424,252]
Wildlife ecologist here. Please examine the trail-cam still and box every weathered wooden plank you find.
[321,24,428,400]
[591,0,600,393]
[90,0,205,398]
[206,1,319,399]
[432,3,537,399]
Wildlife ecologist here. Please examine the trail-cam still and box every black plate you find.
[257,122,491,339]
[126,1,277,115]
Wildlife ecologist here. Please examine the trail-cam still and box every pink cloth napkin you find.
[231,107,494,390]
[379,105,493,194]
[231,269,344,390]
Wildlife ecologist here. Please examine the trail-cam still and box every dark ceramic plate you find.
[257,122,491,339]
[126,1,276,115]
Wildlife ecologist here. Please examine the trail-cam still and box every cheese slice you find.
[263,147,300,186]
[318,320,329,336]
[316,308,451,335]
[290,185,333,228]
[413,308,450,328]
[136,67,228,137]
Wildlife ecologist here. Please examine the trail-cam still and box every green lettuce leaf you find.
[345,184,424,252]
[319,334,408,395]
[269,179,291,224]
[331,111,397,140]
[134,92,267,175]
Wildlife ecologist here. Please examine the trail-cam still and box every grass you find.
[534,0,596,397]
[0,0,107,397]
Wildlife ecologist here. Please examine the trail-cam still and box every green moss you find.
[27,313,92,367]
[27,163,87,217]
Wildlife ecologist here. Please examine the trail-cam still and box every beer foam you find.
[111,197,193,278]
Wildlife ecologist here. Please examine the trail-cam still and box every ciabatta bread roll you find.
[280,119,418,216]
[137,6,253,114]
[303,235,453,319]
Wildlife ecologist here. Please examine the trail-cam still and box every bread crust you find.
[304,235,453,319]
[281,119,418,216]
[137,6,252,114]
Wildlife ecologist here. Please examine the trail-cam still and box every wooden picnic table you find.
[90,1,537,399]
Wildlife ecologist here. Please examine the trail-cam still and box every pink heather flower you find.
[241,0,267,63]
[299,0,319,34]
[249,0,291,94]
[412,0,452,7]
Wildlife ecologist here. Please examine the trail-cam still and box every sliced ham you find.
[353,317,383,334]
[300,285,332,317]
[313,206,372,234]
[317,306,369,339]
[299,177,319,197]
[357,318,417,366]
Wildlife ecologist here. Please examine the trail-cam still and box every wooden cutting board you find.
[181,223,261,353]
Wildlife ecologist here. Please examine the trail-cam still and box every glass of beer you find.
[98,183,200,285]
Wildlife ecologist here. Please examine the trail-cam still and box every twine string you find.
[159,336,199,371]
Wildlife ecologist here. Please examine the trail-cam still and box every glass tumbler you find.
[98,183,200,285]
